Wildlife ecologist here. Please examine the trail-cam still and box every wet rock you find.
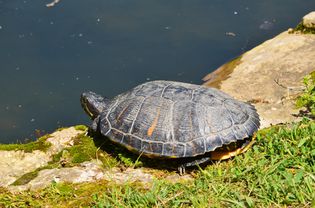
[303,11,315,28]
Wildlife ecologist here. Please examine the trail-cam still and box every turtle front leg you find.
[178,156,212,175]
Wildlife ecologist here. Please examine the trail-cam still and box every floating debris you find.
[46,0,61,8]
[225,32,236,37]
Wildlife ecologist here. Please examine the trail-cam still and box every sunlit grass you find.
[0,119,314,207]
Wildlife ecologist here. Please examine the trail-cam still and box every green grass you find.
[296,71,315,118]
[0,119,314,207]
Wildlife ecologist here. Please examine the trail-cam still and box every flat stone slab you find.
[8,160,155,192]
[0,150,50,187]
[1,127,192,192]
[0,127,84,188]
[204,31,315,128]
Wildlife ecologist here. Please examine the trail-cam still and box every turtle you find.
[81,80,260,174]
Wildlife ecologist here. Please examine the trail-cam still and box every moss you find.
[289,22,315,34]
[69,134,120,168]
[0,134,51,152]
[203,56,242,88]
[41,133,97,166]
[56,126,72,132]
[68,134,98,163]
[74,125,88,131]
[53,133,119,168]
[11,171,39,186]
[97,151,120,169]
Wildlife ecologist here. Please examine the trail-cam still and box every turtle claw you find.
[178,165,186,176]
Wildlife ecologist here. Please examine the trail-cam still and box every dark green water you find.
[1,0,315,143]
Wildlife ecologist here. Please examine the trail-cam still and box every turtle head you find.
[80,91,107,119]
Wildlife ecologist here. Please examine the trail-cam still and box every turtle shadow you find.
[89,129,212,173]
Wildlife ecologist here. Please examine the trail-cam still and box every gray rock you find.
[303,11,315,28]
[8,160,154,192]
[0,127,84,188]
[204,31,315,128]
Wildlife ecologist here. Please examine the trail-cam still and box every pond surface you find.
[1,0,315,143]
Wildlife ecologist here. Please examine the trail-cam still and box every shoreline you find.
[203,13,315,128]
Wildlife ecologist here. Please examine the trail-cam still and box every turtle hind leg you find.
[178,156,212,175]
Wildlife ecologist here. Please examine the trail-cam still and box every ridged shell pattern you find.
[97,81,260,158]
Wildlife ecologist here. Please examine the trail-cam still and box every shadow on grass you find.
[89,129,217,173]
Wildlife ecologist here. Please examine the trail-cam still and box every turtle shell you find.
[96,80,260,158]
